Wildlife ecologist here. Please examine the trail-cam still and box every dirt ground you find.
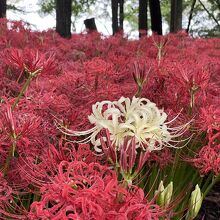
[196,182,220,220]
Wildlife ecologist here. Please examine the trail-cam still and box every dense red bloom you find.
[199,105,220,132]
[0,102,42,150]
[149,148,173,168]
[28,161,163,220]
[0,172,13,216]
[0,19,220,219]
[3,48,56,77]
[84,57,113,75]
[192,144,220,175]
[0,172,12,205]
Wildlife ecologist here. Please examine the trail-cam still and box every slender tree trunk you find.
[138,0,148,38]
[84,18,97,32]
[170,0,182,32]
[0,0,7,18]
[149,0,162,35]
[56,0,72,38]
[119,0,124,32]
[111,0,119,35]
[198,0,220,27]
[186,0,196,33]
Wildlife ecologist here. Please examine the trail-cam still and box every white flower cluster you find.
[60,97,187,152]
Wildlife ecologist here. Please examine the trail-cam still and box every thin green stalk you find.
[3,135,16,175]
[157,46,162,65]
[203,174,220,198]
[4,74,32,175]
[170,149,182,181]
[12,74,32,111]
[201,173,213,193]
[135,86,142,97]
[4,69,40,175]
[12,68,41,111]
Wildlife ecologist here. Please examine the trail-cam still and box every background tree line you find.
[0,0,220,38]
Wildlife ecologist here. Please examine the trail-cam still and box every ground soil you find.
[195,182,220,220]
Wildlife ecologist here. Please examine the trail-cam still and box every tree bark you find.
[186,0,197,33]
[84,18,97,32]
[119,0,124,32]
[198,0,220,28]
[138,0,148,38]
[56,0,72,38]
[149,0,162,35]
[111,0,119,35]
[0,0,7,18]
[170,0,182,32]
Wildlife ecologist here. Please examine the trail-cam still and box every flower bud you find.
[186,184,203,220]
[156,181,173,207]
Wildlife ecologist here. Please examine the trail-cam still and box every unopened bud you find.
[186,184,203,220]
[155,181,173,207]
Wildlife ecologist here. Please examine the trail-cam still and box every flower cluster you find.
[61,96,187,153]
[29,161,163,220]
[0,19,219,219]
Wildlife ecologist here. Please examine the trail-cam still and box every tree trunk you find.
[119,0,124,32]
[56,0,72,38]
[111,0,119,35]
[138,0,148,38]
[170,0,182,32]
[0,0,7,18]
[186,0,197,33]
[149,0,162,35]
[84,18,97,32]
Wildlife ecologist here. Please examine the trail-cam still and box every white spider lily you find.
[57,96,189,152]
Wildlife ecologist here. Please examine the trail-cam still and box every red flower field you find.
[0,19,220,219]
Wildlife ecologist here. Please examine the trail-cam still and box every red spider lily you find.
[199,105,220,132]
[4,48,56,77]
[84,57,113,75]
[149,149,173,168]
[28,161,163,220]
[0,172,12,205]
[191,110,220,175]
[16,140,99,189]
[83,57,113,90]
[0,172,24,219]
[0,103,42,145]
[132,61,152,96]
[0,19,220,219]
[192,144,220,175]
[4,48,24,70]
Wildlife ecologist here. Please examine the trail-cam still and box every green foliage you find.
[72,0,96,17]
[161,0,170,25]
[161,0,220,37]
[39,0,55,14]
[124,0,138,31]
[38,0,96,17]
[37,0,220,37]
[38,0,97,31]
[188,0,220,37]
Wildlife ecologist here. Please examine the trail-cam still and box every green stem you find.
[3,137,16,175]
[201,173,212,192]
[203,174,220,198]
[12,74,32,111]
[135,86,142,97]
[4,69,38,175]
[189,90,195,115]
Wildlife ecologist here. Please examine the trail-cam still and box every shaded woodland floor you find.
[196,182,220,220]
